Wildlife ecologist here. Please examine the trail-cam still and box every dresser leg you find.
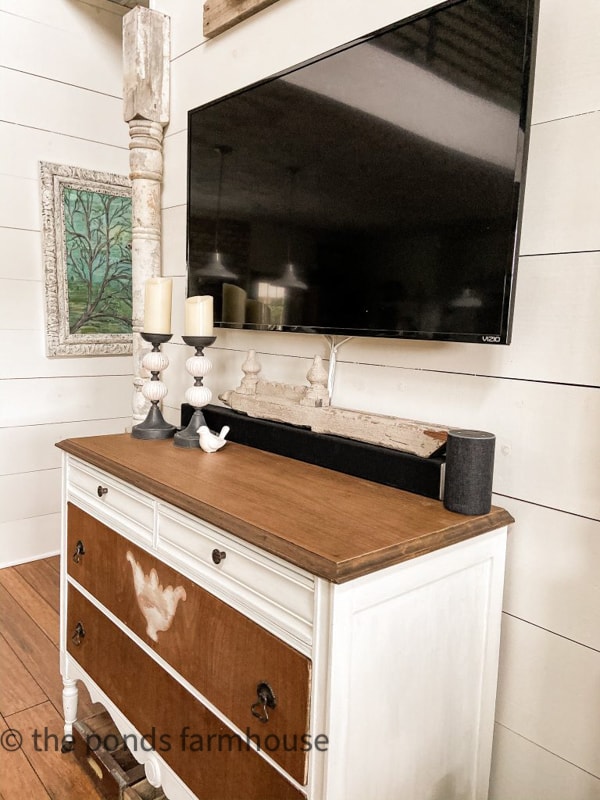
[61,677,79,752]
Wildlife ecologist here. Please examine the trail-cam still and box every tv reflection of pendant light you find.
[275,166,307,290]
[449,288,483,308]
[194,145,237,280]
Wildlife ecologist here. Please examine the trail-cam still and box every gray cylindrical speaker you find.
[443,430,495,515]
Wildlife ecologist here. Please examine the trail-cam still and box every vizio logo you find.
[481,335,501,343]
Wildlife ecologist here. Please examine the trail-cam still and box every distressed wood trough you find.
[220,351,450,459]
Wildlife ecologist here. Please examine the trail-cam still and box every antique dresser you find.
[57,434,512,800]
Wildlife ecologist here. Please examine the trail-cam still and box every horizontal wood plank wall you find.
[495,615,600,778]
[500,498,600,652]
[529,0,600,124]
[154,0,600,795]
[490,724,600,800]
[0,0,132,567]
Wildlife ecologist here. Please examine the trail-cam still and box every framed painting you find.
[40,161,133,357]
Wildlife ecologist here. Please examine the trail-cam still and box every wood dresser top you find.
[57,434,513,583]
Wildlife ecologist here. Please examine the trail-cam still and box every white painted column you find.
[123,7,170,423]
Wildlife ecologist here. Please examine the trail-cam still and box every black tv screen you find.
[187,0,536,344]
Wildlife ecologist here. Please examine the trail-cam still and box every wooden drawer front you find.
[159,505,314,645]
[67,588,305,800]
[68,460,154,543]
[67,505,311,784]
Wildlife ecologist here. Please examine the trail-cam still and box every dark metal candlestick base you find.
[173,408,208,447]
[131,332,177,440]
[132,404,177,439]
[181,335,217,349]
[140,331,173,347]
[174,335,216,448]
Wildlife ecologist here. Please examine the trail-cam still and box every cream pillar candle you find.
[246,299,270,328]
[185,295,214,336]
[143,277,172,333]
[222,283,247,328]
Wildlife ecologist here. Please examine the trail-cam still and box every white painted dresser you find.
[57,434,512,800]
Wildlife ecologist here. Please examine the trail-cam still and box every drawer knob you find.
[251,681,277,724]
[211,548,226,565]
[97,485,108,498]
[72,621,86,646]
[72,540,85,564]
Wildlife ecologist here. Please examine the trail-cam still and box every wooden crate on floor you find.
[123,780,168,800]
[73,708,166,800]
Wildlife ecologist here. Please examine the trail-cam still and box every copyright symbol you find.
[1,728,23,751]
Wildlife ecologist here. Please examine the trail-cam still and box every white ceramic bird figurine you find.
[198,425,230,453]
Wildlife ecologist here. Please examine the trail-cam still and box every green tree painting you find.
[63,187,132,335]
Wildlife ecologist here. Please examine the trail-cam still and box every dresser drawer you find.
[158,505,314,647]
[67,587,305,800]
[67,505,311,785]
[68,459,154,544]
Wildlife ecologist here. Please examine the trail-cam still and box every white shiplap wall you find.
[152,0,600,796]
[0,0,133,568]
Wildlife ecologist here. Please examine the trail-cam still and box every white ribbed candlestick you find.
[174,335,217,448]
[131,332,176,440]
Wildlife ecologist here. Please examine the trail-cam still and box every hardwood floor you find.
[0,556,105,799]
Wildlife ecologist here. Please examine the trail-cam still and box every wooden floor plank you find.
[0,634,47,717]
[0,583,63,713]
[14,560,60,613]
[6,701,106,800]
[46,556,60,573]
[0,713,50,799]
[0,567,59,646]
[0,557,106,798]
[0,584,98,721]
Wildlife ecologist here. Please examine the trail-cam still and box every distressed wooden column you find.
[123,7,170,423]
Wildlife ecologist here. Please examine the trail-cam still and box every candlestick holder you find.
[131,332,177,440]
[174,335,217,448]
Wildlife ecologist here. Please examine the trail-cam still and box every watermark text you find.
[2,726,329,755]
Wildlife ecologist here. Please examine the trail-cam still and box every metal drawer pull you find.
[251,682,277,723]
[97,485,108,498]
[211,548,226,565]
[72,622,86,646]
[72,540,85,564]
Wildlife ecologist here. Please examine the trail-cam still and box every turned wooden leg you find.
[61,677,78,752]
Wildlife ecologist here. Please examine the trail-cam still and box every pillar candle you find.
[185,295,214,336]
[222,283,247,328]
[246,299,270,329]
[143,277,172,334]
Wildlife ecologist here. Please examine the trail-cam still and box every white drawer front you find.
[158,504,314,650]
[68,459,154,543]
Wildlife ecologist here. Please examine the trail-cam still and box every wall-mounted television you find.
[187,0,537,344]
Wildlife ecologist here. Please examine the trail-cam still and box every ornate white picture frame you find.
[40,161,133,357]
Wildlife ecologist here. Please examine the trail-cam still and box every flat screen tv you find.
[187,0,537,344]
